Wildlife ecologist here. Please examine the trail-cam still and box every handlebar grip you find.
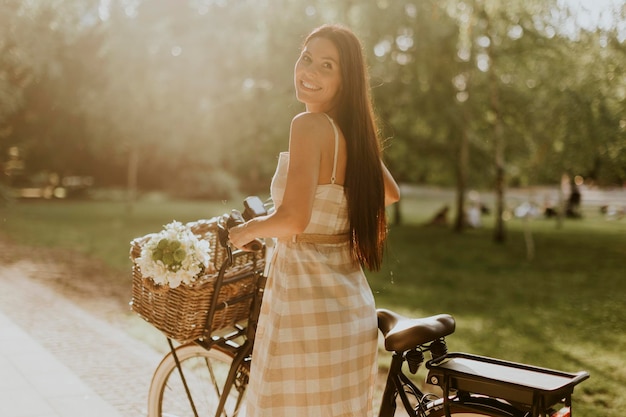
[227,209,245,228]
[225,209,264,252]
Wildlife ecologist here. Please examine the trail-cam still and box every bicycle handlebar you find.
[217,196,267,255]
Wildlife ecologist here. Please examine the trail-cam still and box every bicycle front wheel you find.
[147,343,249,417]
[423,395,524,417]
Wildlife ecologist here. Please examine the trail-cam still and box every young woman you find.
[229,23,400,417]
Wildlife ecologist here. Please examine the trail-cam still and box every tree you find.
[2,0,624,205]
[0,0,99,185]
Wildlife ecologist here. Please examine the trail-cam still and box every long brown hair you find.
[304,24,386,271]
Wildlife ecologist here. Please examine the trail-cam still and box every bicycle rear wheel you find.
[147,342,249,417]
[423,395,524,417]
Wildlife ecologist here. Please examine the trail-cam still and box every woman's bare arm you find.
[228,113,324,248]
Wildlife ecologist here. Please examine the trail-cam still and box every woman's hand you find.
[228,223,252,251]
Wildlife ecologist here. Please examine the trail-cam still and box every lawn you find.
[1,188,624,416]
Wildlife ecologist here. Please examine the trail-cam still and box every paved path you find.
[0,234,442,417]
[0,260,163,417]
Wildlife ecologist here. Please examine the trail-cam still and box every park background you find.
[1,0,625,416]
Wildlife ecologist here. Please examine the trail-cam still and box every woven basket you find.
[129,217,264,343]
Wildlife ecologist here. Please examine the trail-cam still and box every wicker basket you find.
[129,217,264,343]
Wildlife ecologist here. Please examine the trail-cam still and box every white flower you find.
[135,221,212,288]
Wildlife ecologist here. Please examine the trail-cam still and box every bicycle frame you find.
[379,340,445,417]
[379,351,424,417]
[167,243,267,417]
[151,200,588,417]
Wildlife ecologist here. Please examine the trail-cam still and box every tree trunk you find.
[454,126,469,232]
[492,88,506,243]
[492,106,505,241]
[485,14,506,243]
[557,173,569,229]
[126,144,139,214]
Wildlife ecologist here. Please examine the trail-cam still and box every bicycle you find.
[143,198,589,417]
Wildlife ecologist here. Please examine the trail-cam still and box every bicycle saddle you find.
[377,309,456,352]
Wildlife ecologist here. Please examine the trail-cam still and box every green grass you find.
[0,198,234,270]
[1,192,625,416]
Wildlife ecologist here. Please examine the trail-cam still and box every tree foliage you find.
[1,0,624,199]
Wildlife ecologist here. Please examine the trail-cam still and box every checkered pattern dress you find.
[245,115,378,417]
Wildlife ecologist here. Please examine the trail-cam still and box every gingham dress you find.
[245,114,378,417]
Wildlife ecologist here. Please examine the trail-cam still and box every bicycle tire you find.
[147,342,249,417]
[423,395,525,417]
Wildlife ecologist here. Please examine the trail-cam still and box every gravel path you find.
[0,238,165,417]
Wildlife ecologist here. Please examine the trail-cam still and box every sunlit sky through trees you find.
[559,0,625,40]
[94,0,625,40]
[3,0,624,191]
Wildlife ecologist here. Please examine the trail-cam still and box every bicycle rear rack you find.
[426,353,589,417]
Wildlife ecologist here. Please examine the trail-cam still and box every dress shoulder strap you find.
[322,113,339,184]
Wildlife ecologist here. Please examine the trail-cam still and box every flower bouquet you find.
[135,221,214,288]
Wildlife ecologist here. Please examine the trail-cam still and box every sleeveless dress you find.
[245,114,378,417]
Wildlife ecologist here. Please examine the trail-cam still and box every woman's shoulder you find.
[291,111,330,128]
[291,112,332,138]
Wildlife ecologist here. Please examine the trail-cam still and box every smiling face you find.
[294,36,342,113]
